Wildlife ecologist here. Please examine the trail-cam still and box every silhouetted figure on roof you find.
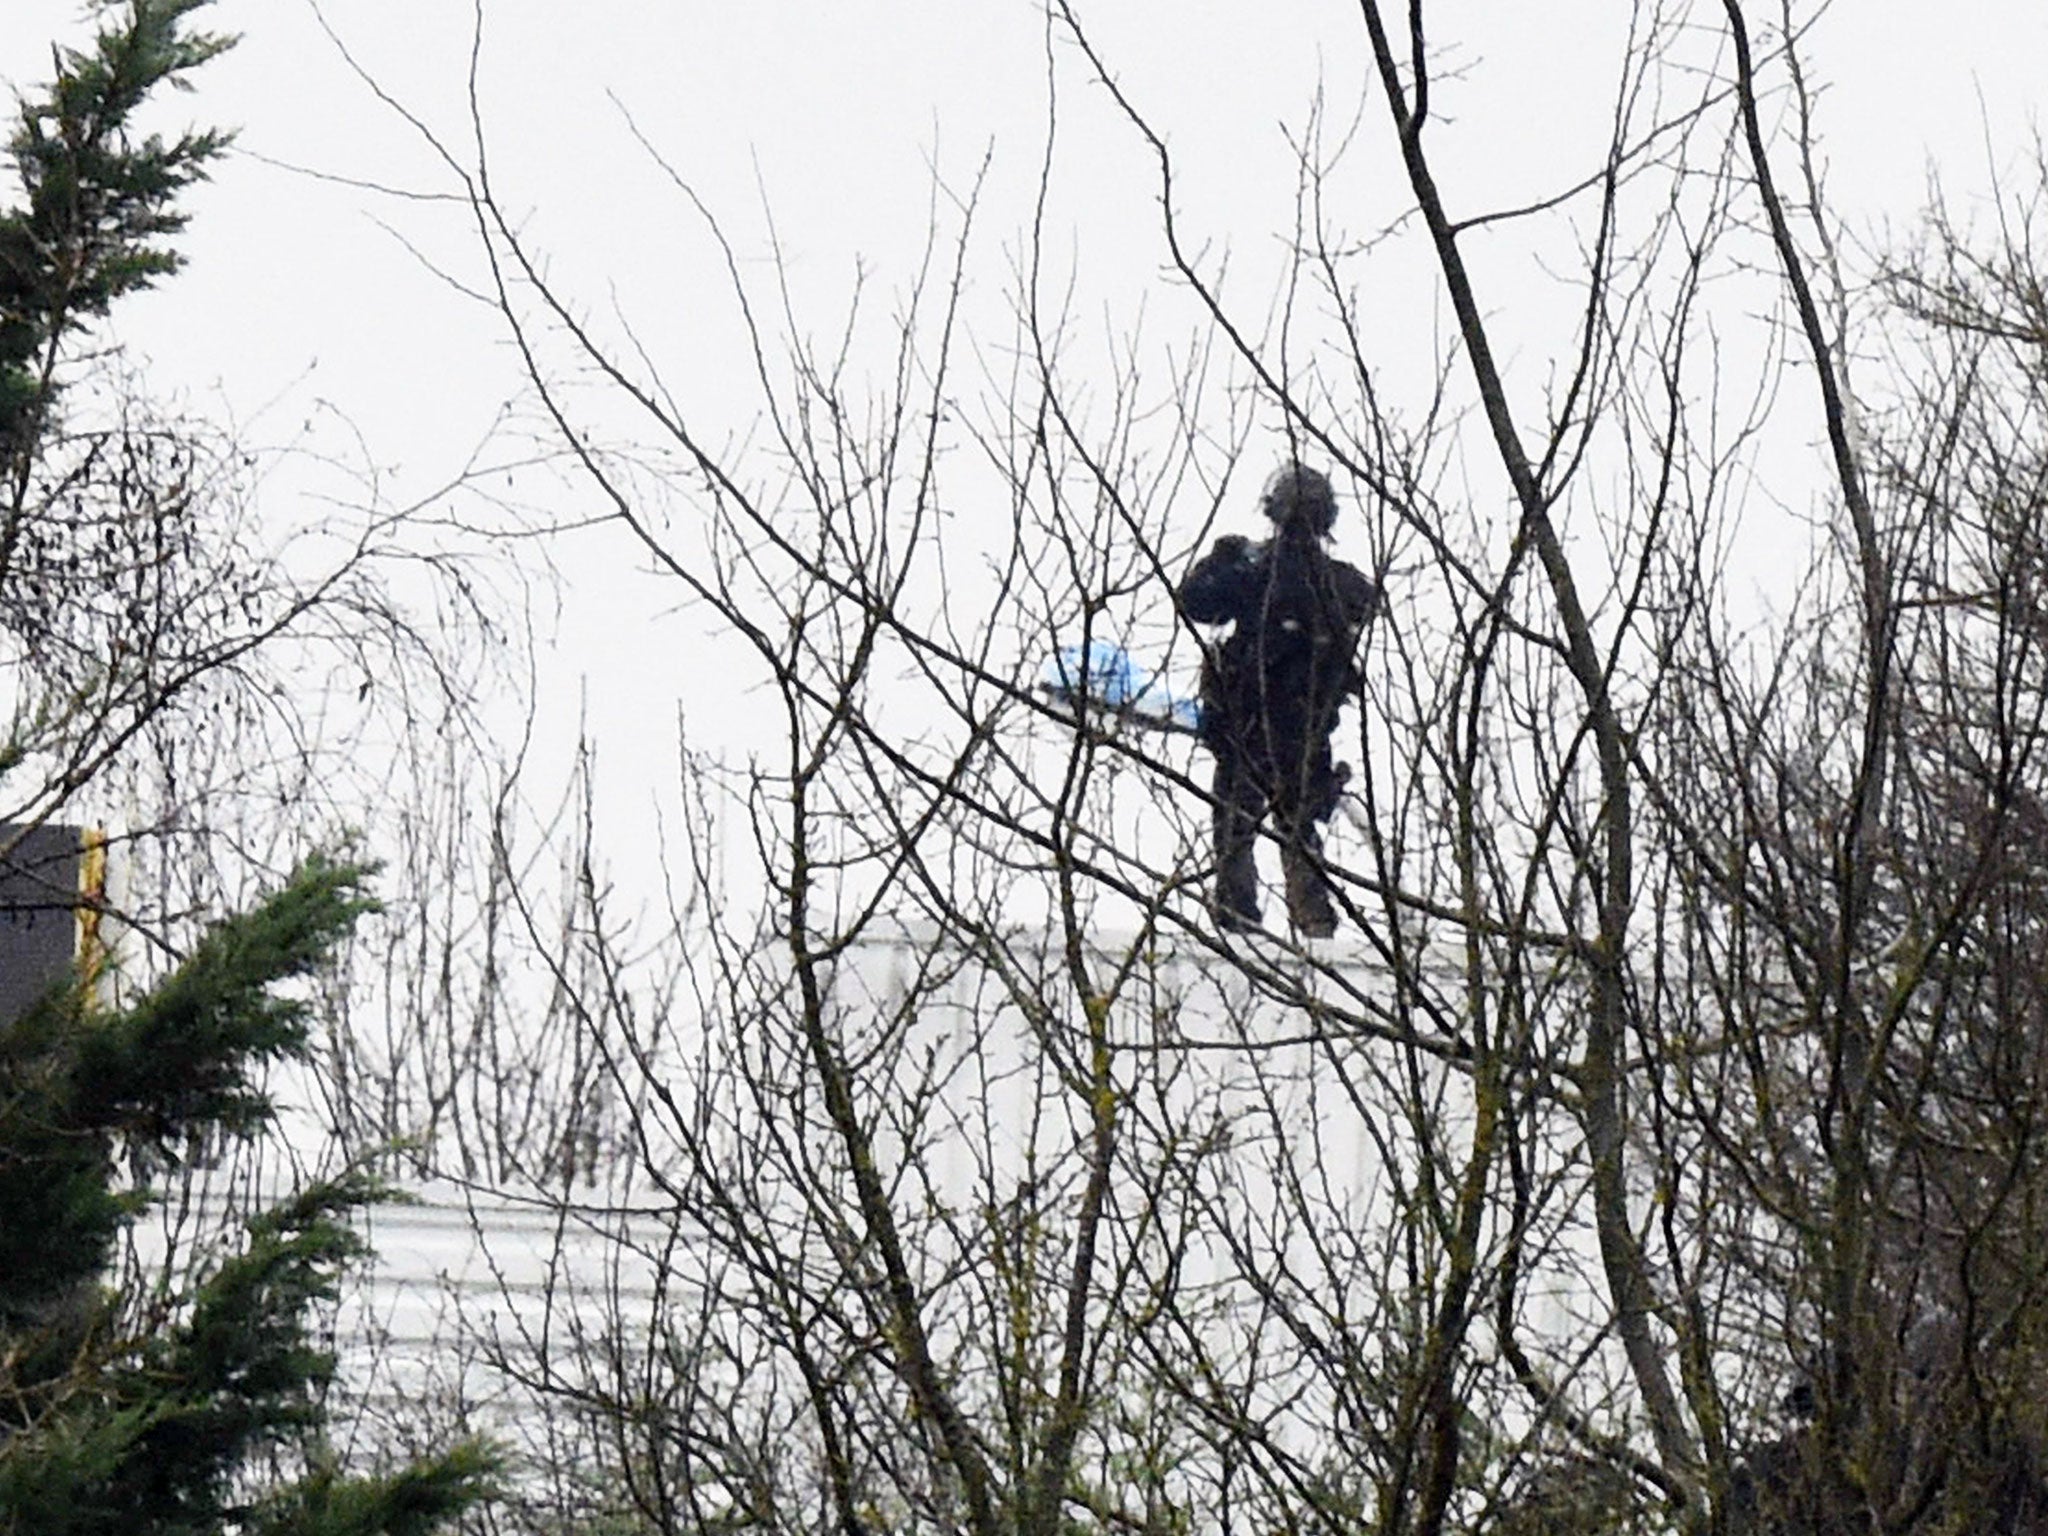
[1179,463,1377,936]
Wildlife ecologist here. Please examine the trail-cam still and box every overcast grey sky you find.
[4,2,2044,866]
[7,2,2041,494]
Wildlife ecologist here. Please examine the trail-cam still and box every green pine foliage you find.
[246,1441,505,1536]
[0,864,499,1535]
[0,0,232,462]
[0,857,375,1334]
[0,6,496,1532]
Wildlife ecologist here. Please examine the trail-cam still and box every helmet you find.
[1261,461,1338,536]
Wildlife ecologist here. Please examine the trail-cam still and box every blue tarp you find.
[1041,641,1202,732]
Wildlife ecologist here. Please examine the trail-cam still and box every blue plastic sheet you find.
[1041,641,1202,732]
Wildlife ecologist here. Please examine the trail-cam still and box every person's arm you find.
[1337,562,1380,631]
[1331,561,1379,696]
[1179,535,1258,624]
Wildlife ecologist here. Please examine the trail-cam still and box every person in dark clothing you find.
[1179,462,1378,936]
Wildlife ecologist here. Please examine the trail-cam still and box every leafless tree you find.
[325,4,2048,1533]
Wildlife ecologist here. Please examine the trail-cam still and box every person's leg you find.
[1277,740,1339,937]
[1212,753,1266,931]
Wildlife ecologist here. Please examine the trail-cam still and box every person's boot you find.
[1283,848,1338,938]
[1212,847,1263,933]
